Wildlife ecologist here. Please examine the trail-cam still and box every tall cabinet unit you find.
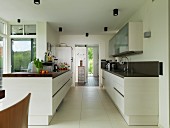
[78,66,85,82]
[109,22,143,56]
[54,47,73,71]
[75,47,87,82]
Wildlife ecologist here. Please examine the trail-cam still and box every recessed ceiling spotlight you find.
[59,27,62,32]
[17,19,21,23]
[34,0,40,5]
[113,9,118,16]
[85,33,89,37]
[104,27,108,32]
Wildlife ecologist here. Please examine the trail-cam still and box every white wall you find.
[47,23,59,47]
[37,22,47,60]
[60,35,112,86]
[37,22,60,60]
[92,46,99,76]
[111,1,169,128]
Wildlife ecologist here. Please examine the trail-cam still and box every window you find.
[11,25,23,35]
[11,38,36,72]
[24,25,36,35]
[0,36,3,85]
[0,19,7,86]
[11,25,36,35]
[0,22,4,34]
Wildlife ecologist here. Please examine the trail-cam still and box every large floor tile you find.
[80,120,113,128]
[49,120,79,128]
[81,101,104,109]
[80,109,109,121]
[53,109,81,121]
[29,126,48,128]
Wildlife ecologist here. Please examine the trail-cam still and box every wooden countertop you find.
[3,70,70,78]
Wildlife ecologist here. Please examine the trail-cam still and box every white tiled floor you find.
[29,86,159,128]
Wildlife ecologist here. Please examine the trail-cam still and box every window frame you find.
[0,18,7,74]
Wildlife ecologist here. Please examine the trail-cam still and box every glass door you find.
[0,36,3,86]
[11,38,36,72]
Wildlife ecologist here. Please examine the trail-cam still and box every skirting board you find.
[158,124,165,128]
[28,115,53,125]
[127,115,158,125]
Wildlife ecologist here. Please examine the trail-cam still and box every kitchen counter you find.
[2,70,72,125]
[3,70,70,78]
[103,69,159,78]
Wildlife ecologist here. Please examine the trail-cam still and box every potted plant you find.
[34,58,43,73]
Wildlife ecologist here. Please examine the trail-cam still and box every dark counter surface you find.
[103,69,158,78]
[0,90,5,99]
[3,70,70,78]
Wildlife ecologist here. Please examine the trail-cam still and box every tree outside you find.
[11,38,36,72]
[88,48,93,74]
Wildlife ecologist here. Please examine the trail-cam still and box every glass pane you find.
[11,25,23,35]
[0,36,3,86]
[0,22,4,34]
[24,25,36,35]
[11,38,36,72]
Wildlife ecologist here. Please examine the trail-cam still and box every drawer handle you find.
[114,87,124,97]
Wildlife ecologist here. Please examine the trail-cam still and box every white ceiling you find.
[0,0,147,35]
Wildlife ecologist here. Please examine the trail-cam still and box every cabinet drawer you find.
[52,79,71,114]
[52,71,71,96]
[114,82,124,96]
[113,87,124,113]
[112,74,124,85]
[52,87,62,114]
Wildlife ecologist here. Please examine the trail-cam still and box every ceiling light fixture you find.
[59,27,62,32]
[17,19,21,23]
[34,0,40,5]
[85,33,89,37]
[113,9,118,16]
[104,27,108,32]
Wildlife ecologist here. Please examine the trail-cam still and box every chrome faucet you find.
[120,56,129,72]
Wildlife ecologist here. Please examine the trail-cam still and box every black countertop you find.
[103,69,159,78]
[3,70,70,79]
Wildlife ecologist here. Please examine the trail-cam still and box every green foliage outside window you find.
[88,48,93,74]
[13,51,31,72]
[0,56,2,69]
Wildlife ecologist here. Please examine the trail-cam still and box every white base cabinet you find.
[2,71,72,125]
[102,70,159,125]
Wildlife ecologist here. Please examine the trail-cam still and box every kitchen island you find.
[2,70,72,125]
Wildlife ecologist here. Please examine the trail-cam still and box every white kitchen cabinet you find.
[109,22,143,56]
[103,70,159,125]
[53,47,73,70]
[2,71,72,125]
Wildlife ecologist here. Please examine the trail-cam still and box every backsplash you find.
[116,61,160,76]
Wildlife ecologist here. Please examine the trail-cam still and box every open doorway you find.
[88,47,93,76]
[87,46,99,86]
